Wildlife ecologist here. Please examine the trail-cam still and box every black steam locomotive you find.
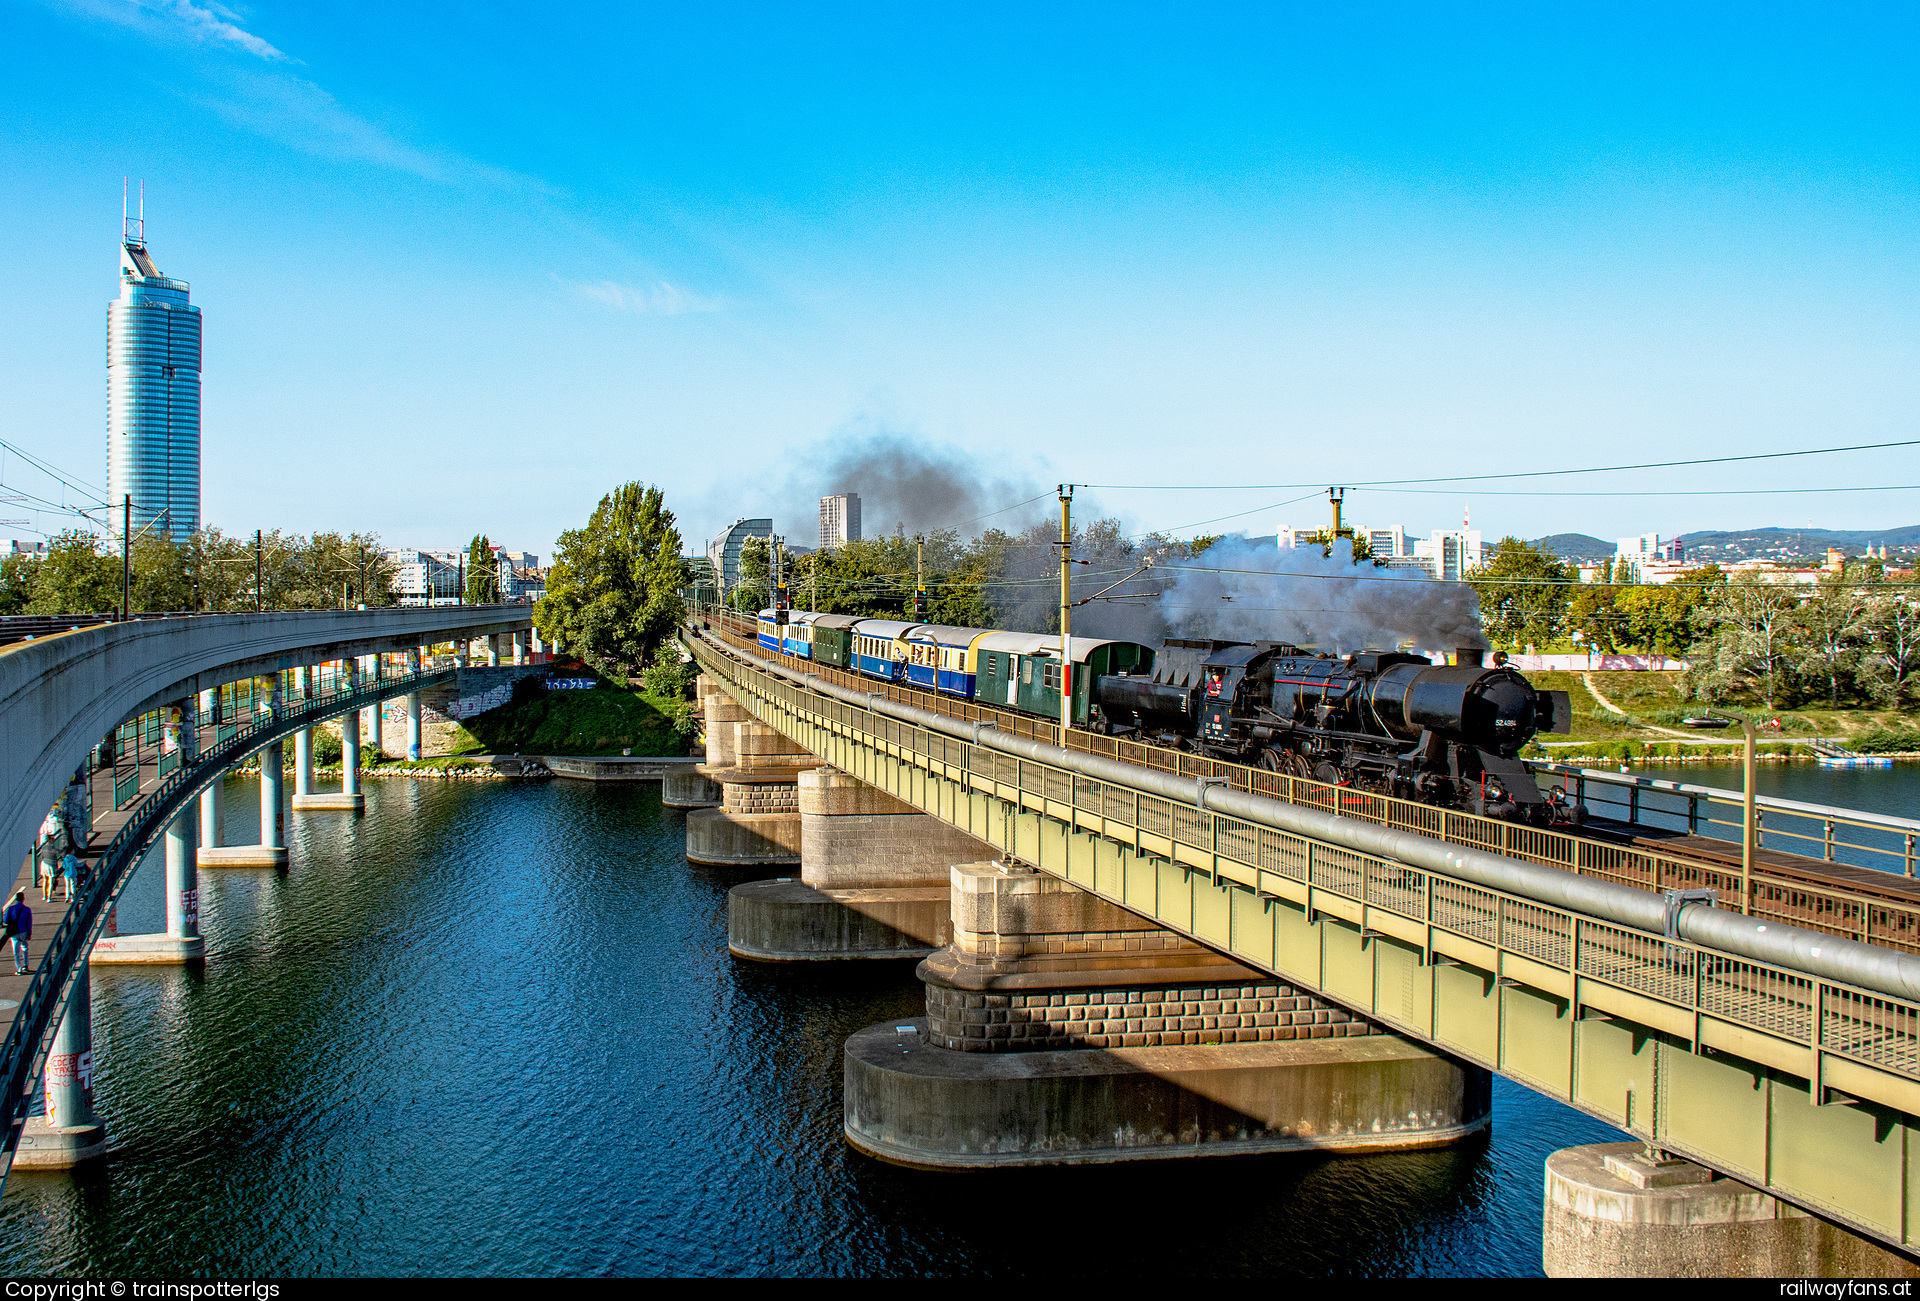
[1096,640,1580,825]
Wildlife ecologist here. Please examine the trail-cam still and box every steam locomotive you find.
[1096,640,1579,825]
[750,609,1576,825]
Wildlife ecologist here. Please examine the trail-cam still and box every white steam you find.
[1124,534,1487,658]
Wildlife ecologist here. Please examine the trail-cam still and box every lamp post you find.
[1683,713,1756,879]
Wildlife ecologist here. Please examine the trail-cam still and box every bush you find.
[314,728,343,766]
[1854,726,1920,754]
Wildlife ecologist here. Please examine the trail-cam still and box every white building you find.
[385,549,462,605]
[819,494,861,550]
[1411,528,1486,581]
[1364,526,1410,559]
[1616,534,1684,566]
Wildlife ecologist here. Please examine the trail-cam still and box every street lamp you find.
[1682,713,1756,881]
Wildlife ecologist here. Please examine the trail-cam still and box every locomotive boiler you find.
[1096,639,1578,825]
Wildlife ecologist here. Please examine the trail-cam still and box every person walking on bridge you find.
[57,850,79,903]
[4,893,30,976]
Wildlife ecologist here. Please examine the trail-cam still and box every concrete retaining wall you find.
[728,879,949,960]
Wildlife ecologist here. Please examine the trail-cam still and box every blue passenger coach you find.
[848,619,919,682]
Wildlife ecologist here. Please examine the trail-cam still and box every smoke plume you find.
[799,427,1050,539]
[1079,534,1486,658]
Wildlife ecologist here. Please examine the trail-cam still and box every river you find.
[0,766,1910,1276]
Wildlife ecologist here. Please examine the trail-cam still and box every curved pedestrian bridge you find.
[0,607,531,1174]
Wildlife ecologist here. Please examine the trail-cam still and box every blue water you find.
[0,776,1637,1276]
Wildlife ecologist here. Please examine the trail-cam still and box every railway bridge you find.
[0,605,533,1176]
[685,608,1920,1277]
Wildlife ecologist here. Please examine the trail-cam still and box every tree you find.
[1687,573,1801,707]
[1566,559,1622,654]
[0,551,37,615]
[1467,537,1570,651]
[1792,572,1868,706]
[26,530,118,615]
[465,535,499,604]
[535,482,691,673]
[1859,579,1920,708]
[729,535,770,613]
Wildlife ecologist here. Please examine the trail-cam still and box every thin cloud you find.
[569,278,730,315]
[51,0,290,61]
[45,0,547,191]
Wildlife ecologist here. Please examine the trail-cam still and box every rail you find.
[693,605,1920,952]
[0,665,458,1178]
[689,631,1920,1121]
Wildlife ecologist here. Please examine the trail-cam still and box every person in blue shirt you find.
[59,852,79,903]
[3,892,30,976]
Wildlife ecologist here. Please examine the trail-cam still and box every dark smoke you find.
[800,427,1050,538]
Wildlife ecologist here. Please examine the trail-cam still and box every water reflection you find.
[0,778,1626,1276]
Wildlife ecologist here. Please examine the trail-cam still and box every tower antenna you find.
[123,178,145,247]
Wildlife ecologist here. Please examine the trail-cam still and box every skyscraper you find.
[819,493,860,550]
[107,190,200,542]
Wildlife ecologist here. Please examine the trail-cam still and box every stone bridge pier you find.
[684,692,817,867]
[727,768,986,961]
[842,860,1491,1168]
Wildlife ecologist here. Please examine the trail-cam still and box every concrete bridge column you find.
[96,699,209,960]
[453,641,468,669]
[728,768,985,960]
[512,631,526,665]
[531,629,544,660]
[197,688,223,851]
[260,740,285,851]
[684,722,816,867]
[294,665,365,812]
[341,708,361,800]
[487,635,500,668]
[842,860,1491,1169]
[293,726,313,798]
[406,691,423,761]
[14,960,105,1167]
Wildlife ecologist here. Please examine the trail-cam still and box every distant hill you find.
[1677,526,1920,560]
[1530,533,1615,561]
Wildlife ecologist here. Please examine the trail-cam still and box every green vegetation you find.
[536,482,691,675]
[464,534,499,604]
[441,674,693,757]
[10,526,397,615]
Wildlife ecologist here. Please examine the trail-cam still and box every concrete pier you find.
[662,768,722,808]
[14,960,105,1168]
[1543,1143,1919,1277]
[684,721,818,867]
[201,740,288,868]
[728,768,985,960]
[96,712,207,965]
[296,699,365,812]
[843,860,1490,1168]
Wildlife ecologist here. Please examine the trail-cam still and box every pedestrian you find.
[59,851,79,903]
[3,892,30,976]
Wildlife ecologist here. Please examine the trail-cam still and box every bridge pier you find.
[14,960,105,1169]
[685,722,815,867]
[728,768,982,961]
[843,860,1490,1168]
[96,703,206,965]
[663,677,725,808]
[487,635,500,668]
[1543,1143,1919,1277]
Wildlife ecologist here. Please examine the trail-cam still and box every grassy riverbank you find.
[1525,671,1920,749]
[444,679,694,757]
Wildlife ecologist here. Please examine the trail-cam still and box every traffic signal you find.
[914,585,928,617]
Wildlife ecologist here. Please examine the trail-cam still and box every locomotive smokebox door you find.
[1539,690,1572,734]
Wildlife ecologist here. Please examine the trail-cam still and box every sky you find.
[3,0,1917,558]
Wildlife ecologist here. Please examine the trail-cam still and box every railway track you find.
[694,608,1920,954]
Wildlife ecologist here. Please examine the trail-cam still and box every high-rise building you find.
[709,518,773,591]
[107,191,200,542]
[819,493,861,550]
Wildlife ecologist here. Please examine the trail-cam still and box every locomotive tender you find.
[748,609,1575,825]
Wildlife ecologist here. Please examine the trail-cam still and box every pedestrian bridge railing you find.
[0,666,456,1179]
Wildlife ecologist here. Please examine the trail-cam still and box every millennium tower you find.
[107,190,200,542]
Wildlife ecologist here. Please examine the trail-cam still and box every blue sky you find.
[3,1,1917,557]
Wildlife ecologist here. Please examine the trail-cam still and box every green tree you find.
[0,551,37,614]
[1860,577,1920,707]
[1567,559,1622,653]
[535,482,691,673]
[465,535,499,604]
[27,530,119,615]
[729,535,770,612]
[1687,573,1801,707]
[1467,537,1570,651]
[1792,571,1868,706]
